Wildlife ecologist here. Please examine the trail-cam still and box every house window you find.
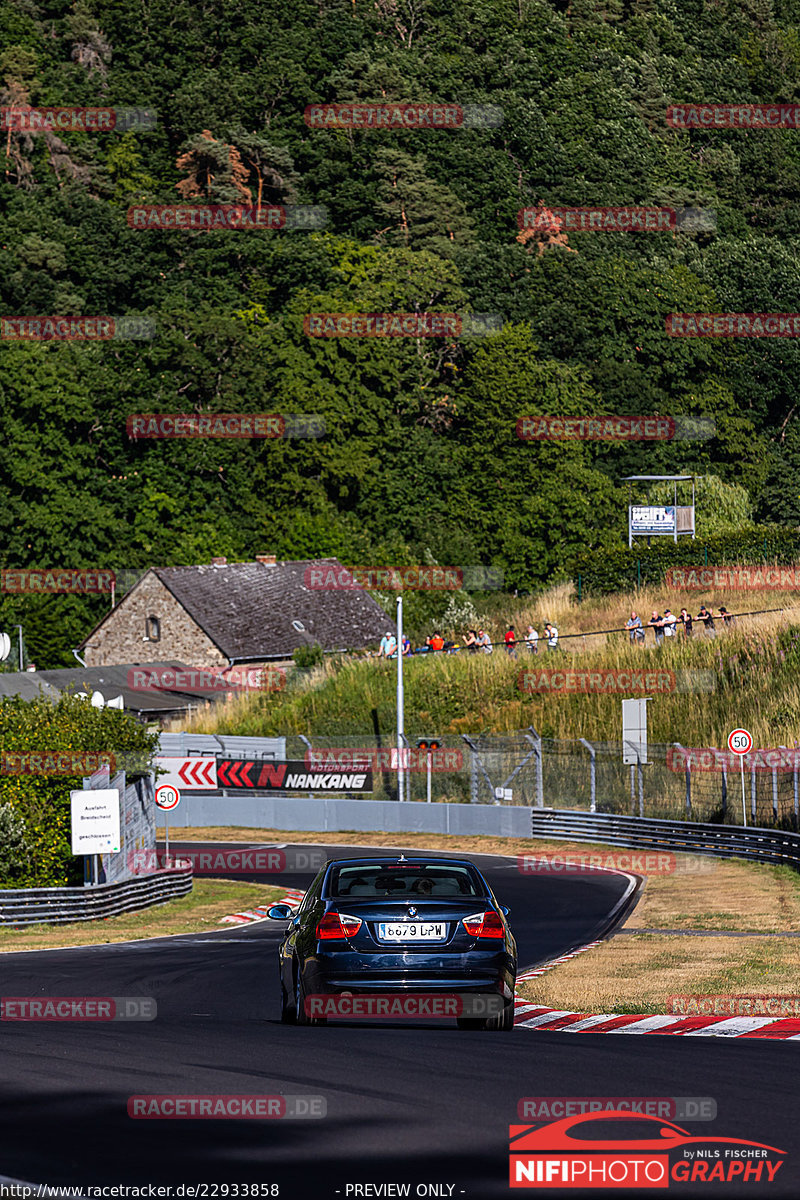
[146,615,161,642]
[292,620,306,632]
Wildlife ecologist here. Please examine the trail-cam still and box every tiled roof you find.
[155,558,393,660]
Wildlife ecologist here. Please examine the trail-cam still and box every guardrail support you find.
[673,743,691,818]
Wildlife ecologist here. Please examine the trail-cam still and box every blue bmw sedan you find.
[268,855,517,1031]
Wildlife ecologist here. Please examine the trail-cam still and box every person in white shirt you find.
[544,622,559,650]
[525,625,539,654]
[662,609,677,638]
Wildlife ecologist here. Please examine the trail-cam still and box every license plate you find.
[377,922,446,942]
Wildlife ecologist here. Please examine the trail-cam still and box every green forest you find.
[3,0,800,665]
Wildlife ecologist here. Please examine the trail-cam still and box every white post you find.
[397,596,404,802]
[427,750,432,803]
[740,754,747,827]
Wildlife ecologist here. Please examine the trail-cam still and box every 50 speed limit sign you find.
[727,729,752,828]
[727,729,753,756]
[155,784,181,811]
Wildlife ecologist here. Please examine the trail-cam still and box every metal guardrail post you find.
[751,758,757,823]
[526,727,544,807]
[638,757,644,818]
[578,738,596,813]
[721,762,727,820]
[772,765,779,823]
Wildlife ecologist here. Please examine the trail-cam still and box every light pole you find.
[396,596,404,802]
[15,625,23,671]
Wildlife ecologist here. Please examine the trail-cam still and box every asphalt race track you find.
[1,842,798,1198]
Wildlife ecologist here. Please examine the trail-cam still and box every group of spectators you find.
[625,605,736,645]
[376,623,560,659]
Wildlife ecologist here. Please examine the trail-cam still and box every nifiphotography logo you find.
[509,1112,786,1188]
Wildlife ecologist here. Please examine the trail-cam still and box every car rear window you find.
[327,864,482,898]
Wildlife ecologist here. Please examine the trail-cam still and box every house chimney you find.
[256,554,277,565]
[211,557,227,566]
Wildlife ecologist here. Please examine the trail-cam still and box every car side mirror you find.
[267,904,294,920]
[500,906,510,917]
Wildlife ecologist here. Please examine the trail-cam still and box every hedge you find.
[569,527,800,596]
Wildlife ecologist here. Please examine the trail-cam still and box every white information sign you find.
[622,698,648,765]
[630,505,676,534]
[70,788,121,855]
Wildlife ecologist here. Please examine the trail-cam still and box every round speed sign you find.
[155,784,181,811]
[727,729,753,756]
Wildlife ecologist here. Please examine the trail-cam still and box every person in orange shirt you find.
[429,631,445,652]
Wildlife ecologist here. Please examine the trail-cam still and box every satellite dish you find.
[106,694,124,709]
[90,691,106,707]
[0,632,10,662]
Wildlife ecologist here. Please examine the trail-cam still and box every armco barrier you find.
[165,794,532,838]
[0,867,193,927]
[529,809,800,870]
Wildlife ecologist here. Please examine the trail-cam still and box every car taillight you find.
[316,911,362,940]
[461,910,505,939]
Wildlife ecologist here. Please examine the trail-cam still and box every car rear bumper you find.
[303,949,516,999]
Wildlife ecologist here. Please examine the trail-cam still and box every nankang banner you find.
[216,758,373,793]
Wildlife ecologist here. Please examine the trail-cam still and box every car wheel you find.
[280,977,295,1024]
[295,971,326,1026]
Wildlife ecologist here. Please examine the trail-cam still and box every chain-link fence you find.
[285,732,800,829]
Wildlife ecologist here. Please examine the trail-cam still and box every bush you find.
[0,802,32,885]
[292,644,324,671]
[0,695,158,887]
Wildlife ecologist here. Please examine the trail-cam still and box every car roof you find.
[324,856,479,869]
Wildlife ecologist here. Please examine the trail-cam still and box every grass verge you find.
[166,827,800,1013]
[0,878,285,953]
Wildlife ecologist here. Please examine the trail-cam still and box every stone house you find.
[79,555,394,669]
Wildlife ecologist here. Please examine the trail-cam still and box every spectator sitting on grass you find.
[477,628,493,654]
[462,629,479,654]
[429,631,445,652]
